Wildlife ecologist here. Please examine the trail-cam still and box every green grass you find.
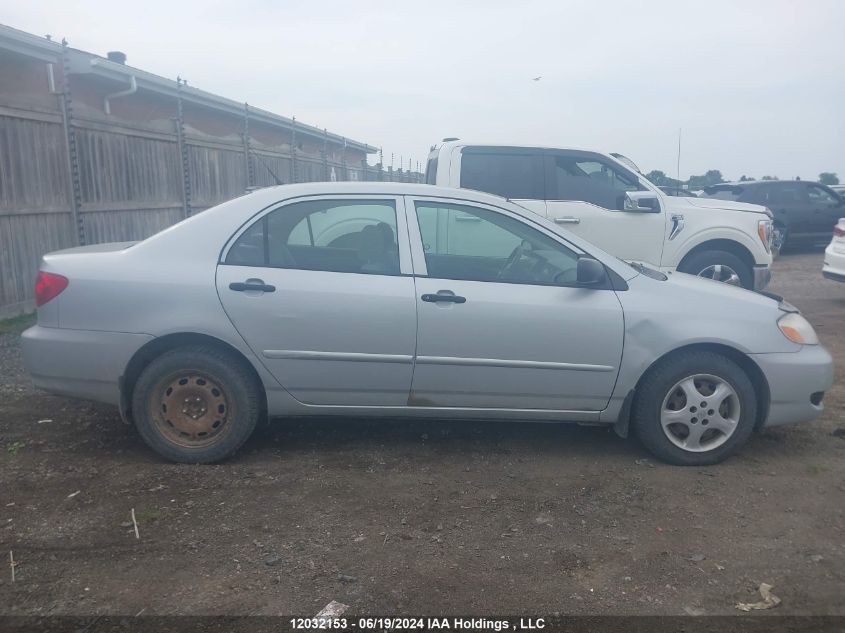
[6,441,25,456]
[0,313,35,334]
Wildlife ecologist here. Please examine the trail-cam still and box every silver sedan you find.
[22,183,833,465]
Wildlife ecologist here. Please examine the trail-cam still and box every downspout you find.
[104,75,137,115]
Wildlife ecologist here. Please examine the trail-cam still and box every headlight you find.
[758,219,773,253]
[777,313,818,345]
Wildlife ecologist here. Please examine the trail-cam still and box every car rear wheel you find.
[678,249,752,289]
[132,346,261,463]
[632,351,757,466]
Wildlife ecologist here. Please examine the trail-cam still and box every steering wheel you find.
[498,243,526,280]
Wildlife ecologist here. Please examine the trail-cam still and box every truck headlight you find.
[758,219,773,253]
[778,313,818,345]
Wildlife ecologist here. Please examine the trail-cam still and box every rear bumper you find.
[822,242,845,282]
[752,265,771,291]
[751,345,834,427]
[21,325,152,405]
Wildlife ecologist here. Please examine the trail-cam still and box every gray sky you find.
[6,0,844,180]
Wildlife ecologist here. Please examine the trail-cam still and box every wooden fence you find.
[0,104,421,318]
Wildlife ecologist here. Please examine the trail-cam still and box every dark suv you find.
[703,181,844,249]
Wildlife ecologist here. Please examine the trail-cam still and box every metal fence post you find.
[175,77,193,218]
[290,116,297,184]
[60,39,84,246]
[322,128,329,181]
[242,103,253,189]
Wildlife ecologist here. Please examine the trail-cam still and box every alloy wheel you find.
[660,373,741,452]
[697,264,742,286]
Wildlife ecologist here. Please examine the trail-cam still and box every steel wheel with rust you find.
[132,346,261,463]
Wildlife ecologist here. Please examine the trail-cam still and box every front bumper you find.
[21,325,152,405]
[751,345,834,427]
[753,265,772,291]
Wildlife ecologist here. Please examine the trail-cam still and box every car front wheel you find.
[678,249,753,289]
[131,346,262,463]
[632,351,757,466]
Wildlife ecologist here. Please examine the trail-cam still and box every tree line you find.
[645,170,840,189]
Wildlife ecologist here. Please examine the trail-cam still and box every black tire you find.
[632,350,757,466]
[131,346,262,463]
[678,249,753,289]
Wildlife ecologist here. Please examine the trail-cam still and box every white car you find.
[822,218,845,282]
[426,141,774,290]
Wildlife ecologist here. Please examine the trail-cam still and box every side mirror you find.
[623,191,661,213]
[576,257,607,286]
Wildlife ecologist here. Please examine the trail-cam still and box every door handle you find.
[422,292,466,304]
[229,281,276,293]
[554,217,581,225]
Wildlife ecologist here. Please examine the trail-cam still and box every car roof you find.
[708,180,825,188]
[433,140,611,154]
[238,181,516,208]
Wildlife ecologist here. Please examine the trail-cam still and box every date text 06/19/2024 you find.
[290,617,547,631]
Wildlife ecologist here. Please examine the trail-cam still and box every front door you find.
[806,183,844,234]
[544,151,666,265]
[407,198,624,411]
[217,196,417,406]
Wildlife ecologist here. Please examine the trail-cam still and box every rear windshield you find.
[425,156,438,184]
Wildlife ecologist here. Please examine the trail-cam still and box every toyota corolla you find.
[21,183,833,465]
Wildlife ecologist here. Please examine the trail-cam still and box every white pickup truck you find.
[426,141,774,290]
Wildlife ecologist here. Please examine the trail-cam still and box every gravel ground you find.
[0,249,843,616]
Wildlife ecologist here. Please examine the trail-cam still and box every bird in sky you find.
[532,76,542,81]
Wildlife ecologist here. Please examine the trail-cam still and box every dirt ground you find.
[0,249,843,617]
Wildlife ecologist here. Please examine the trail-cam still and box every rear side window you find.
[226,199,400,275]
[460,151,544,199]
[768,184,807,204]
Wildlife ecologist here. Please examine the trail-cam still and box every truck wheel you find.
[632,350,757,466]
[678,250,753,289]
[131,346,261,463]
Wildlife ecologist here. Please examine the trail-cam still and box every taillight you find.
[34,271,68,307]
[834,225,845,238]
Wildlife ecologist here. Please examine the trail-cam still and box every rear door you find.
[545,151,666,264]
[217,195,417,406]
[764,183,812,236]
[457,147,547,217]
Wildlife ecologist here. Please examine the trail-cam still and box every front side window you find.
[226,199,400,275]
[551,154,641,209]
[807,185,837,205]
[460,151,544,199]
[415,202,580,285]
